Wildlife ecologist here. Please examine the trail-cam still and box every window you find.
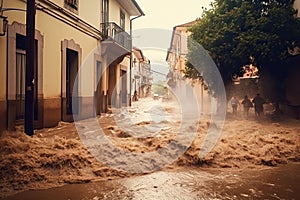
[119,10,125,44]
[120,10,125,30]
[15,34,39,121]
[65,0,79,12]
[15,50,25,119]
[7,22,44,129]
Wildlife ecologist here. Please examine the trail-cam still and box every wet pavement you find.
[3,162,299,200]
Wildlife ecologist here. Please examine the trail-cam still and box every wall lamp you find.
[0,8,27,36]
[0,15,8,36]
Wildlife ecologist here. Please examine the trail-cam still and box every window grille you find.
[65,0,78,11]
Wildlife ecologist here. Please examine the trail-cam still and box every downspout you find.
[0,0,3,15]
[129,12,144,106]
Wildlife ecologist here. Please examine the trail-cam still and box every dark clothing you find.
[132,91,138,101]
[241,98,253,116]
[241,98,253,108]
[252,95,265,116]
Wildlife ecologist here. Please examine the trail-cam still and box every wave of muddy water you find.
[3,163,299,200]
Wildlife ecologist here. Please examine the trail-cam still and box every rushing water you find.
[3,163,299,200]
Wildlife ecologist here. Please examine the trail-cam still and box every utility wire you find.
[150,69,167,76]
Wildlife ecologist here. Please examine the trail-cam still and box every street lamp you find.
[0,15,8,36]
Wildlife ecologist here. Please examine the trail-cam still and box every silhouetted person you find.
[230,96,240,116]
[132,90,138,102]
[252,93,266,117]
[241,95,253,116]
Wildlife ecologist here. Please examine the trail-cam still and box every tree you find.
[185,0,300,104]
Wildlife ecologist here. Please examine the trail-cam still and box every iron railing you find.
[101,22,132,51]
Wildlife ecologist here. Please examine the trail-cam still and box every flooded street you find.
[1,97,299,199]
[3,163,299,200]
[1,0,300,199]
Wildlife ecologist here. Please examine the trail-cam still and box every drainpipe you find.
[129,13,144,106]
[0,0,3,14]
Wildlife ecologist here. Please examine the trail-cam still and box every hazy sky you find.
[132,0,213,83]
[133,0,213,31]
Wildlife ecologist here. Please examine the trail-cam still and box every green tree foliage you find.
[185,0,300,101]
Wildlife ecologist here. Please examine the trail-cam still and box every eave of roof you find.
[116,0,145,16]
[166,20,198,61]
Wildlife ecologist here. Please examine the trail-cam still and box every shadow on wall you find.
[227,78,259,101]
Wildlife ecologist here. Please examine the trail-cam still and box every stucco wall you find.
[1,0,101,128]
[110,0,121,25]
[50,0,64,6]
[39,12,97,98]
[79,1,101,28]
[3,0,99,99]
[48,0,100,28]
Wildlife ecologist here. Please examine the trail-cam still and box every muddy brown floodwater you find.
[1,98,299,199]
[3,162,299,200]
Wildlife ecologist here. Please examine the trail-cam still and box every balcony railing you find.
[101,22,132,51]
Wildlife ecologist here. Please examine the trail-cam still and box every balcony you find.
[101,22,132,56]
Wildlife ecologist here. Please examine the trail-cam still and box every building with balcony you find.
[0,0,144,132]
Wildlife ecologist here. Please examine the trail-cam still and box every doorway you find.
[66,48,79,115]
[121,69,127,104]
[95,61,102,115]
